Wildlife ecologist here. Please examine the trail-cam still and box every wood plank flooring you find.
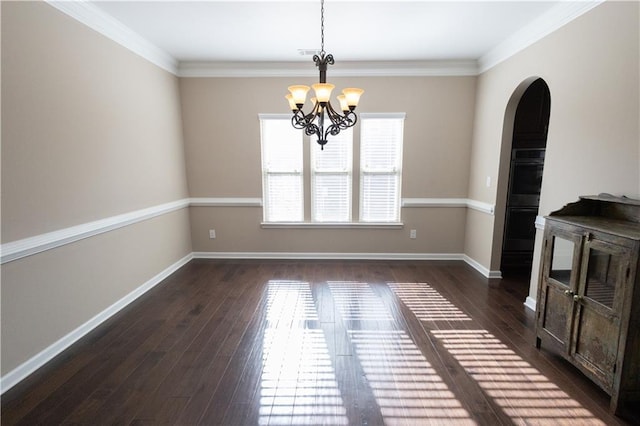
[2,259,639,425]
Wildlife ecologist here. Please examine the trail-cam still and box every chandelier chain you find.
[320,0,325,55]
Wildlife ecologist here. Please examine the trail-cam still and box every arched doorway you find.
[500,78,551,277]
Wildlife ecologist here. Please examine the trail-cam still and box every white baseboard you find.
[193,251,465,261]
[0,253,193,394]
[524,296,537,312]
[194,251,502,279]
[462,255,502,279]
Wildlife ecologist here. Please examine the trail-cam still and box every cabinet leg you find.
[610,390,620,415]
[535,337,541,349]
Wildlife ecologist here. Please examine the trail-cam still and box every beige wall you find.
[180,76,477,254]
[2,2,189,241]
[465,1,640,296]
[190,207,467,255]
[1,2,191,375]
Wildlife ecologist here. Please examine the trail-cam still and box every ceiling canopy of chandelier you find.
[285,0,364,150]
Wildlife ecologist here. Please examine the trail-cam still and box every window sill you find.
[261,222,404,229]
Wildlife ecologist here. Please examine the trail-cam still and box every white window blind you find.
[260,115,303,222]
[359,113,405,222]
[311,128,353,222]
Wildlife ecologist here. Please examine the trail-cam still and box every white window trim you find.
[359,112,407,120]
[259,113,406,228]
[261,222,403,229]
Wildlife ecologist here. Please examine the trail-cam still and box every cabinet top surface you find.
[548,194,640,238]
[579,193,640,207]
[546,215,640,241]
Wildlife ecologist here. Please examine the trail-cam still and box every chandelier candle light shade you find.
[286,0,364,150]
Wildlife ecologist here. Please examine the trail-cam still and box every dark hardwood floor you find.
[2,259,638,425]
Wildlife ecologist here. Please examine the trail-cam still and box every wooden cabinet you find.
[536,194,640,415]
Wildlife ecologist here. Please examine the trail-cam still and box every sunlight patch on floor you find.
[387,282,472,321]
[328,281,475,425]
[350,329,475,426]
[260,281,348,425]
[328,281,394,321]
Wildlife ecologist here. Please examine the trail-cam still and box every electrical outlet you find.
[209,229,216,239]
[410,229,417,239]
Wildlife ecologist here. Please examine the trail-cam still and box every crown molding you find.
[47,1,603,78]
[177,60,479,78]
[46,1,178,74]
[478,0,604,73]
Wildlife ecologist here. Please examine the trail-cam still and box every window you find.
[260,115,303,222]
[260,113,404,225]
[359,113,405,222]
[311,128,352,222]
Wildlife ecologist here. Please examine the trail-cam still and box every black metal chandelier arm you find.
[324,102,357,130]
[325,123,342,139]
[304,123,321,138]
[343,110,358,127]
[291,103,322,129]
[324,102,344,123]
[291,110,311,129]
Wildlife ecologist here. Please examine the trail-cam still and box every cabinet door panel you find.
[540,285,572,345]
[571,237,630,391]
[572,304,619,389]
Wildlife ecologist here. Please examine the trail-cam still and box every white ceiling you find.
[53,1,603,75]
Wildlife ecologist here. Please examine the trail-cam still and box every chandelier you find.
[285,0,364,150]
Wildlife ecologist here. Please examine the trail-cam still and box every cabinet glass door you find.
[583,246,622,309]
[571,237,629,389]
[537,229,581,352]
[550,235,575,286]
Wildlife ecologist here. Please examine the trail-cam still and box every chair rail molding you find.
[1,199,191,264]
[402,198,495,215]
[2,197,497,264]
